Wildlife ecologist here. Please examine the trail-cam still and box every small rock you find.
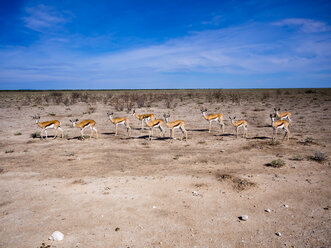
[152,206,157,209]
[192,191,198,196]
[238,215,248,221]
[275,232,282,237]
[265,209,271,213]
[284,204,289,208]
[220,150,225,152]
[49,231,64,241]
[115,227,120,232]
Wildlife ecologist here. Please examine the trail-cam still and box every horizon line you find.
[0,87,330,92]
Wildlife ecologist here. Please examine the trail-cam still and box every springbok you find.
[229,116,248,138]
[132,109,155,130]
[69,119,98,140]
[33,115,63,139]
[274,108,291,122]
[163,114,188,141]
[107,112,131,136]
[144,117,165,140]
[270,114,290,141]
[200,108,225,133]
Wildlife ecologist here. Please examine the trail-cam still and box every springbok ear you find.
[278,108,280,111]
[75,119,79,122]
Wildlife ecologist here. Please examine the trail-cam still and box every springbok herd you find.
[32,107,291,142]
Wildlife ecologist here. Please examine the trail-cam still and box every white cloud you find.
[273,18,331,33]
[87,22,331,75]
[201,15,223,26]
[22,4,69,32]
[1,20,331,88]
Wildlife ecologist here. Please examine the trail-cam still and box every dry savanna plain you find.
[0,89,330,248]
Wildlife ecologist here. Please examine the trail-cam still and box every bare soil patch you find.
[0,89,330,247]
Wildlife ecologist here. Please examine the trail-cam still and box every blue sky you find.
[0,0,331,89]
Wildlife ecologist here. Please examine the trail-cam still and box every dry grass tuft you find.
[265,159,285,168]
[193,183,208,188]
[269,140,280,146]
[232,178,256,191]
[290,155,304,161]
[298,137,317,146]
[215,173,256,191]
[304,137,314,144]
[242,142,261,150]
[309,151,328,163]
[216,173,233,180]
[71,179,87,185]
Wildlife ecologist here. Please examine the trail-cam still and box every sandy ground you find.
[0,89,330,248]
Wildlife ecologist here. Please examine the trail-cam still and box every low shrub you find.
[266,159,285,168]
[310,151,328,163]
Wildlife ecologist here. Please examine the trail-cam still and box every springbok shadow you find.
[187,128,209,132]
[257,125,272,128]
[67,136,84,140]
[35,135,56,139]
[135,135,171,140]
[119,136,136,140]
[153,136,171,141]
[216,133,234,137]
[132,127,143,131]
[134,135,149,139]
[248,136,271,140]
[102,132,115,135]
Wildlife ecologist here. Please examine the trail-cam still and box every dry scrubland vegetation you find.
[0,88,330,247]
